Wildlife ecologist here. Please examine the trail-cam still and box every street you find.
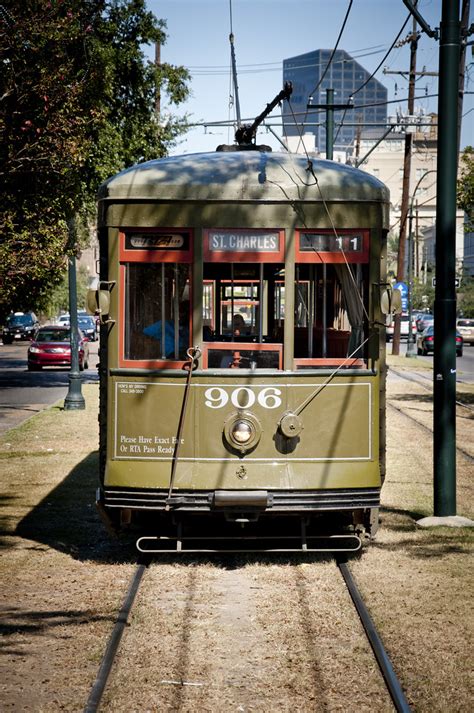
[1,336,473,435]
[389,339,474,383]
[0,339,99,434]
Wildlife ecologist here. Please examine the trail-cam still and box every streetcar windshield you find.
[120,228,369,369]
[202,261,284,369]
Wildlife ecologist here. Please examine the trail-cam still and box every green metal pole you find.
[64,226,85,411]
[433,0,460,515]
[326,88,334,160]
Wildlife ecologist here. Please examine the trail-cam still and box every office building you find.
[282,49,387,154]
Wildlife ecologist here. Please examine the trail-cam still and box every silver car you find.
[456,318,474,345]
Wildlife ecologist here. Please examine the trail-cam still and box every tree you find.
[0,0,190,319]
[457,272,474,318]
[42,264,91,318]
[457,146,474,230]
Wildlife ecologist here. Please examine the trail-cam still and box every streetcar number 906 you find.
[204,387,282,410]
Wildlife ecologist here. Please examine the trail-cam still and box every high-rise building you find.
[282,49,388,153]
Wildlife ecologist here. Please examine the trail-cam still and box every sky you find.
[145,0,473,155]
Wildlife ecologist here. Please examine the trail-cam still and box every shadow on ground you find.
[12,452,134,563]
[377,505,473,558]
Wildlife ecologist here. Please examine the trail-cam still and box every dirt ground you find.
[0,372,473,712]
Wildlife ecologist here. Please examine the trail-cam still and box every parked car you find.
[57,313,70,326]
[456,318,474,346]
[2,312,39,343]
[27,326,90,371]
[77,315,97,341]
[416,325,463,357]
[416,313,434,332]
[386,313,417,341]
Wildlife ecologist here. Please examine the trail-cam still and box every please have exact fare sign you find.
[209,231,280,252]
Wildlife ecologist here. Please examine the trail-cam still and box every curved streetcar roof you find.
[99,150,389,204]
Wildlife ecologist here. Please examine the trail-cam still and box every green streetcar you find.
[89,148,400,552]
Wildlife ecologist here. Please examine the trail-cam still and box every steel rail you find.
[84,561,148,713]
[388,400,474,464]
[387,376,474,464]
[337,560,411,713]
[390,366,474,413]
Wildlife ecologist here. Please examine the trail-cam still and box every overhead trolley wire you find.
[308,0,354,98]
[294,0,353,153]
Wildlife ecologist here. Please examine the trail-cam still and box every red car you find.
[27,326,90,371]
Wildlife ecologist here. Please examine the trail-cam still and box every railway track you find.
[84,557,411,712]
[388,367,474,463]
[389,366,474,414]
[84,560,149,713]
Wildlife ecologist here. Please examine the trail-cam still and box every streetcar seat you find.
[294,327,351,358]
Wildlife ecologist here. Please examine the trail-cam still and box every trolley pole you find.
[433,0,460,516]
[64,220,85,411]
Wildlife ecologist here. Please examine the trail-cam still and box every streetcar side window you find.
[294,263,367,365]
[124,263,191,361]
[294,229,369,368]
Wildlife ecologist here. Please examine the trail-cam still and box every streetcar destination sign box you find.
[209,230,280,252]
[204,229,284,262]
[299,232,363,252]
[126,232,189,250]
[295,230,368,263]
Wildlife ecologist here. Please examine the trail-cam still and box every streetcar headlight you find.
[223,412,262,454]
[231,420,253,444]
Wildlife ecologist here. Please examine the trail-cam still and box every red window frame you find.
[201,342,283,369]
[119,227,193,263]
[119,229,193,369]
[294,357,365,369]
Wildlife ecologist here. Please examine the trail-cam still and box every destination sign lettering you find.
[209,231,280,252]
[300,232,363,253]
[126,233,188,250]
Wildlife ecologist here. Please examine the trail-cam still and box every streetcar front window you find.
[202,261,284,370]
[124,262,191,361]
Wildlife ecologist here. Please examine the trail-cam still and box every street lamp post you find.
[406,169,437,358]
[64,220,85,411]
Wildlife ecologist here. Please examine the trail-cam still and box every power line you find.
[295,0,353,154]
[186,46,391,76]
[334,11,413,143]
[309,1,353,97]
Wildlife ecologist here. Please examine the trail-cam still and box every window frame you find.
[119,229,193,369]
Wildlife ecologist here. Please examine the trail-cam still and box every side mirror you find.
[87,288,111,324]
[381,287,403,316]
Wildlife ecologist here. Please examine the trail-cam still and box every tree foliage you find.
[457,146,474,229]
[0,0,190,318]
[43,264,91,317]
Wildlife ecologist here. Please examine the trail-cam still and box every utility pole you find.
[354,122,362,163]
[326,88,334,160]
[457,0,471,154]
[392,15,418,356]
[306,91,353,159]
